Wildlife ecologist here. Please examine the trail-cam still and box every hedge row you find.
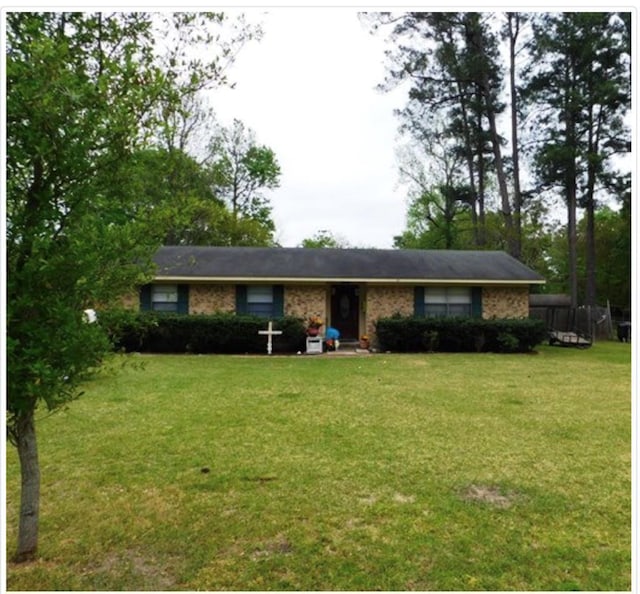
[99,310,307,354]
[99,310,547,355]
[375,316,548,353]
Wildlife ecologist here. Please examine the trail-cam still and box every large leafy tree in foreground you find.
[6,11,248,561]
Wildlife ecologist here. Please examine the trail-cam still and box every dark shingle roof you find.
[153,246,544,284]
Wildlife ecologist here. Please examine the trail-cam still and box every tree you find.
[6,11,250,561]
[207,119,281,243]
[367,12,519,256]
[502,12,529,260]
[300,230,350,248]
[122,147,275,246]
[393,190,473,249]
[394,128,476,249]
[526,12,630,307]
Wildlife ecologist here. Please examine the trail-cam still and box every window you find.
[247,286,275,317]
[151,285,179,312]
[423,287,472,317]
[236,285,284,318]
[140,284,189,313]
[415,286,481,318]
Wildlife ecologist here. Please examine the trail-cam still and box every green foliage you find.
[372,10,630,306]
[375,316,547,353]
[541,207,631,312]
[6,11,248,426]
[526,12,630,304]
[121,146,277,247]
[393,186,472,250]
[101,311,307,354]
[207,118,281,243]
[300,230,350,248]
[6,11,255,558]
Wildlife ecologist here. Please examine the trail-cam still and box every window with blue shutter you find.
[140,284,189,313]
[237,285,284,318]
[471,287,482,318]
[140,284,152,311]
[236,285,248,314]
[272,285,284,317]
[414,287,425,317]
[177,284,189,314]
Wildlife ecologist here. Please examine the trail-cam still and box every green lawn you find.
[6,342,631,591]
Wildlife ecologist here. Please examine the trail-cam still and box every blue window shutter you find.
[236,285,248,314]
[177,284,189,314]
[273,285,284,318]
[471,287,482,318]
[140,284,152,311]
[414,287,425,316]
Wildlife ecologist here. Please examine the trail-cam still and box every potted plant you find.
[359,334,370,350]
[307,315,323,337]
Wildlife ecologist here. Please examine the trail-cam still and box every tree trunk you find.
[585,202,597,306]
[473,32,516,257]
[476,131,486,247]
[567,183,579,309]
[584,104,602,307]
[456,86,480,247]
[15,410,40,562]
[508,13,523,261]
[564,57,579,309]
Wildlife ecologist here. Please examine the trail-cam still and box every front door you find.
[331,285,360,340]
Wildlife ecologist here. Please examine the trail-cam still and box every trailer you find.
[548,330,592,349]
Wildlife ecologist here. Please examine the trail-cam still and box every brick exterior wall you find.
[125,283,530,343]
[189,284,328,319]
[365,285,414,340]
[285,285,327,323]
[189,284,236,314]
[482,286,529,319]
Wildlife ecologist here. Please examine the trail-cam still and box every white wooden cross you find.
[258,321,283,355]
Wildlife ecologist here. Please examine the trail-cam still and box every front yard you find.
[5,343,631,590]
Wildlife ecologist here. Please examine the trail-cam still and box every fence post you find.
[607,300,614,340]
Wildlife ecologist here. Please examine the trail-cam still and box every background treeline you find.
[361,12,631,315]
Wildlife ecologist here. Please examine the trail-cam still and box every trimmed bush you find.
[375,316,547,353]
[99,310,307,354]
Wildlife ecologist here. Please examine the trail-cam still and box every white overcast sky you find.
[210,9,409,248]
[204,4,636,249]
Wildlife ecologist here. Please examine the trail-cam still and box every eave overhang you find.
[154,275,546,286]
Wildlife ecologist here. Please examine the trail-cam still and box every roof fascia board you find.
[154,275,545,286]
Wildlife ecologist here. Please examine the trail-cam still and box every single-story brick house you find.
[125,246,545,345]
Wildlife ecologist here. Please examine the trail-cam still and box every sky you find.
[209,9,409,249]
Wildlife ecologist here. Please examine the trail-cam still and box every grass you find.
[5,342,631,591]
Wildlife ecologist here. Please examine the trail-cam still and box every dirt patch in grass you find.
[250,536,293,560]
[459,484,518,509]
[393,492,416,504]
[88,548,178,590]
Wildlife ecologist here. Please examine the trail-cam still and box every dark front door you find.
[331,285,359,340]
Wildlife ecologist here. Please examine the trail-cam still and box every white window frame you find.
[424,287,472,317]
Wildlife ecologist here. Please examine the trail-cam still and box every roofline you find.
[154,275,545,286]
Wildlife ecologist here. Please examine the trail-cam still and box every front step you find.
[327,339,370,355]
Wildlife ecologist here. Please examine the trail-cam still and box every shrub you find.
[375,316,547,353]
[99,310,307,354]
